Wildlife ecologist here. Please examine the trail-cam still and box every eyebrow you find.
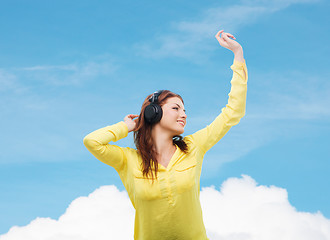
[174,103,186,112]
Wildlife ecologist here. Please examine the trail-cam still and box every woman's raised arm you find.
[188,30,248,153]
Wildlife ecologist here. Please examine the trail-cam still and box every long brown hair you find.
[133,90,188,181]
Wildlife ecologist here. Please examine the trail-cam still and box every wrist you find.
[233,47,244,62]
[233,46,243,55]
[126,124,135,133]
[123,121,131,133]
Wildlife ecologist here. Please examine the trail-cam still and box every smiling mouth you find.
[177,121,185,126]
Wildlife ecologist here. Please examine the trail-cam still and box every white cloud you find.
[1,175,329,240]
[201,175,330,239]
[0,185,135,240]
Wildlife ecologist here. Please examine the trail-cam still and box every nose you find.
[181,111,187,119]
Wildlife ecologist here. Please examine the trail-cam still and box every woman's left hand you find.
[215,30,242,54]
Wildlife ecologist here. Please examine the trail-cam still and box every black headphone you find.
[144,90,164,124]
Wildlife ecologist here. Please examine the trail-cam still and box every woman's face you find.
[158,97,187,136]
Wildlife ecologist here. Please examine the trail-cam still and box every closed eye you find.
[173,103,186,113]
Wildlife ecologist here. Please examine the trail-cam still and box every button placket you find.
[165,171,173,203]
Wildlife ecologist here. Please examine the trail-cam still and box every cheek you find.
[164,110,177,121]
[160,110,176,125]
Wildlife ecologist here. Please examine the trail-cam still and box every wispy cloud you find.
[239,0,320,9]
[1,175,329,239]
[188,68,330,174]
[14,58,119,87]
[20,65,78,71]
[0,55,119,111]
[0,69,29,93]
[133,0,319,61]
[0,56,121,164]
[247,70,330,120]
[132,4,265,62]
[1,55,119,97]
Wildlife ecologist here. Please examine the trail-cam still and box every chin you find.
[176,128,184,135]
[170,129,183,137]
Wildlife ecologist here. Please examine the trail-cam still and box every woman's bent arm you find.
[83,121,129,172]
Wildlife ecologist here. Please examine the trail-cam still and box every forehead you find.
[165,97,184,106]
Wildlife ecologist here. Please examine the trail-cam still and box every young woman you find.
[83,29,248,240]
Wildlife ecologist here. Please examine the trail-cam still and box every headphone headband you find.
[149,90,164,103]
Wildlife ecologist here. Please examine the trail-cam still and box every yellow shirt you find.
[83,60,248,240]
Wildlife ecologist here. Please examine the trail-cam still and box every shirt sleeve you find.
[83,121,129,172]
[189,59,248,153]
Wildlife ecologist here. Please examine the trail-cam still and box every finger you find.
[217,33,226,45]
[224,32,236,41]
[216,31,225,43]
[222,32,230,41]
[215,30,224,38]
[218,37,226,45]
[216,30,224,36]
[228,35,235,40]
[226,33,236,39]
[220,35,227,43]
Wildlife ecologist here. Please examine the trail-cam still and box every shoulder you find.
[122,146,138,155]
[184,134,199,144]
[183,135,199,152]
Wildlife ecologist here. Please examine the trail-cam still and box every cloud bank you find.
[1,175,329,240]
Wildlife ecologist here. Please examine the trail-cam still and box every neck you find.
[151,125,175,156]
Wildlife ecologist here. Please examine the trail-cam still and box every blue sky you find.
[1,0,330,237]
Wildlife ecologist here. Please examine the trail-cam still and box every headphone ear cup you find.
[144,103,163,124]
[152,104,163,123]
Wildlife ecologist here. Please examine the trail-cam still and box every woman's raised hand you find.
[215,30,242,53]
[124,114,139,133]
